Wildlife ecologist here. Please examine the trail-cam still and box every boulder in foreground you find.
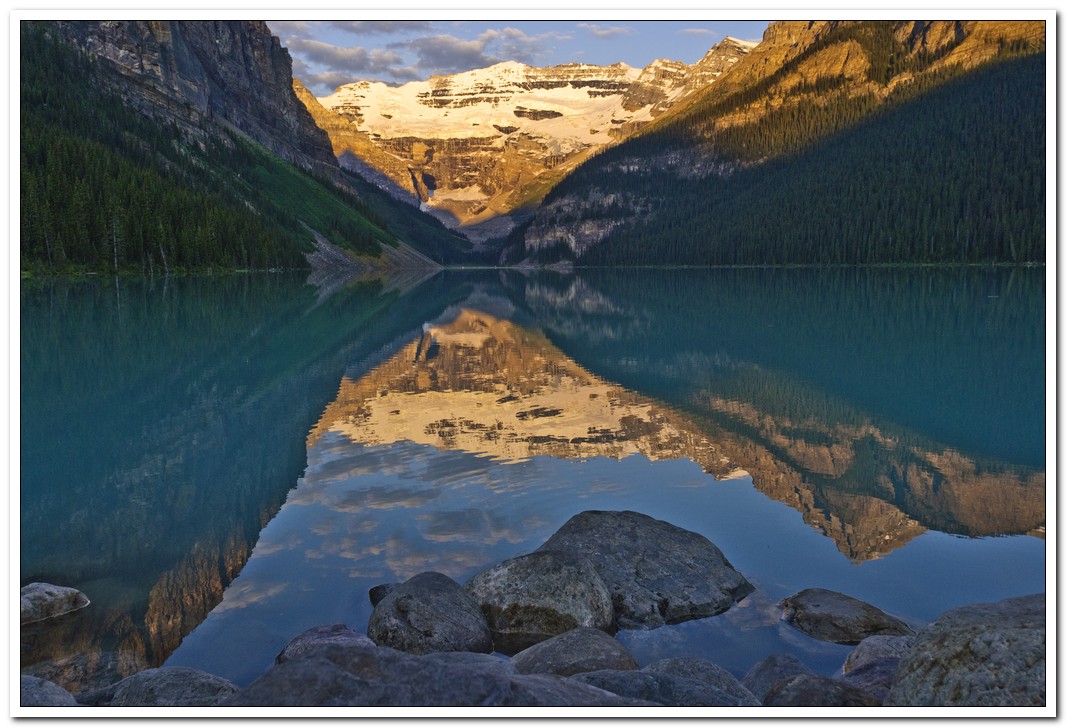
[839,635,917,702]
[763,674,880,707]
[538,510,754,629]
[276,624,375,664]
[20,676,78,707]
[74,667,238,707]
[742,653,814,703]
[466,550,614,653]
[778,588,914,644]
[572,656,759,707]
[885,593,1045,707]
[510,627,637,676]
[368,571,492,655]
[222,642,655,706]
[20,583,90,625]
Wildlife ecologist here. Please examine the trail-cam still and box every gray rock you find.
[778,588,914,644]
[369,572,492,655]
[20,583,90,625]
[742,653,814,702]
[837,635,916,702]
[505,673,659,707]
[838,659,899,702]
[74,667,238,706]
[763,674,881,707]
[885,593,1045,707]
[368,583,396,607]
[538,510,754,629]
[573,664,758,707]
[20,675,78,706]
[276,624,375,664]
[466,550,614,653]
[645,657,760,706]
[222,642,655,706]
[511,627,637,676]
[843,635,917,673]
[570,670,672,706]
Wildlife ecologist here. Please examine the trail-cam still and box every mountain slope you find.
[21,22,472,271]
[50,20,342,180]
[305,38,756,242]
[515,20,1045,265]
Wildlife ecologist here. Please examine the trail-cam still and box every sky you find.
[266,20,772,96]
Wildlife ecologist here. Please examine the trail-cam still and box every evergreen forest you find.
[533,43,1045,266]
[19,26,470,274]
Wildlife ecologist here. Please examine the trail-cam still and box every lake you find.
[20,266,1047,692]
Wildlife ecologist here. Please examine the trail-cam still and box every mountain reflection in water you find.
[168,271,1043,684]
[311,302,1043,563]
[21,267,1045,692]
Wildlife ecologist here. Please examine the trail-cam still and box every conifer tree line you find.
[19,24,412,274]
[531,25,1045,267]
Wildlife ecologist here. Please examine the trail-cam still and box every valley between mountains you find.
[19,19,1046,272]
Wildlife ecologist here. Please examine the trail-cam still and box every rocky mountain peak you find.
[308,41,749,241]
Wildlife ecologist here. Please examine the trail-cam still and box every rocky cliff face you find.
[48,21,339,179]
[306,38,756,241]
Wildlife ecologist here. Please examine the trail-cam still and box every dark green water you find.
[20,267,1046,692]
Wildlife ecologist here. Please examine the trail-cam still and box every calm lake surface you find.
[20,267,1047,691]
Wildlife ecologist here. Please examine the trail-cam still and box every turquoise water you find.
[20,267,1046,692]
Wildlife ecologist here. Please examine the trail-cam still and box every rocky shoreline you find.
[20,510,1046,709]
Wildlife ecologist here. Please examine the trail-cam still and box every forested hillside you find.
[20,25,468,273]
[519,22,1045,266]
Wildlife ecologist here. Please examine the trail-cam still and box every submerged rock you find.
[742,653,815,702]
[778,588,914,644]
[20,675,79,707]
[20,583,90,625]
[466,550,614,653]
[538,510,754,629]
[276,624,375,664]
[222,642,654,706]
[510,627,637,676]
[762,674,881,707]
[885,593,1045,707]
[74,667,238,707]
[368,571,492,655]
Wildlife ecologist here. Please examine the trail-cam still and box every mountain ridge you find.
[511,19,1045,266]
[303,37,756,241]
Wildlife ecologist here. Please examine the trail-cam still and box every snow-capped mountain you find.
[308,37,757,241]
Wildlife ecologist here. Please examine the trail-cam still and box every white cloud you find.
[390,26,569,76]
[576,23,634,39]
[329,21,435,35]
[678,28,718,37]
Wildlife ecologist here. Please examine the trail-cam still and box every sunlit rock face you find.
[520,20,1046,259]
[305,38,756,240]
[310,309,736,474]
